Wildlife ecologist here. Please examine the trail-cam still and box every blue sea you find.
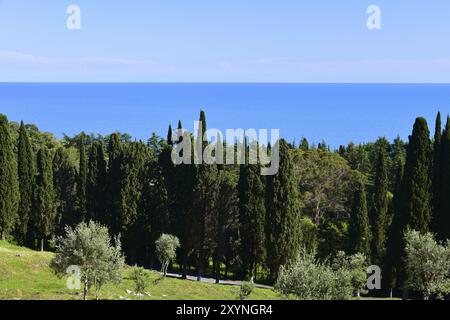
[0,83,449,147]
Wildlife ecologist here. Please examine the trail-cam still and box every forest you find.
[0,110,448,296]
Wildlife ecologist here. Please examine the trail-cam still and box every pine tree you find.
[16,121,36,243]
[87,141,107,222]
[370,145,389,265]
[76,133,88,221]
[238,138,266,280]
[265,139,301,279]
[349,180,371,258]
[52,147,77,235]
[34,146,57,251]
[0,114,19,240]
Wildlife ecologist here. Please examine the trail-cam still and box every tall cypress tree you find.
[400,117,432,233]
[76,133,88,221]
[87,141,107,222]
[0,114,19,240]
[238,138,266,280]
[370,145,389,265]
[386,117,432,289]
[34,146,57,251]
[431,112,442,235]
[437,116,450,240]
[106,133,123,235]
[52,147,77,234]
[16,121,36,243]
[192,110,219,280]
[265,139,301,279]
[384,158,404,290]
[349,179,371,258]
[118,141,149,264]
[172,121,197,278]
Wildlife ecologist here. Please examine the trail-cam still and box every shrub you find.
[50,221,125,300]
[404,230,450,300]
[155,234,180,276]
[131,267,148,294]
[238,282,255,300]
[275,251,353,300]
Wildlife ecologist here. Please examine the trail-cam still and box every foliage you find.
[155,234,180,276]
[50,221,125,300]
[238,282,255,300]
[131,267,149,294]
[275,251,353,300]
[403,230,450,300]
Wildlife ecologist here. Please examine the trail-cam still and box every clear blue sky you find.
[1,1,450,82]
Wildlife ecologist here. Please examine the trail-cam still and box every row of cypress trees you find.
[349,113,450,292]
[0,111,301,282]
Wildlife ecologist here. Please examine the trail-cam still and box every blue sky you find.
[1,1,450,82]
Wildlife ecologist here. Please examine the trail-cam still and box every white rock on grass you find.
[126,289,132,294]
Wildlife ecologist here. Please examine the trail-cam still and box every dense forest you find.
[0,110,448,294]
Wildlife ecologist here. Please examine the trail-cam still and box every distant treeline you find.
[0,110,447,290]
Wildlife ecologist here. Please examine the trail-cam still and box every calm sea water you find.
[0,83,449,147]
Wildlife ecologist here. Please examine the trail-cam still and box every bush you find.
[404,230,450,300]
[331,251,368,297]
[50,221,125,300]
[131,267,148,294]
[155,234,180,276]
[238,282,255,300]
[275,251,353,300]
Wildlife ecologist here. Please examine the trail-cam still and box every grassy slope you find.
[0,240,279,300]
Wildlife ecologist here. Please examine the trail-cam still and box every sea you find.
[0,83,449,148]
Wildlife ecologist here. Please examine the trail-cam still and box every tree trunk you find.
[0,231,4,241]
[215,256,221,284]
[83,279,89,301]
[40,238,44,252]
[181,254,188,279]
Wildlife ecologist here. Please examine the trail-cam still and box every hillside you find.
[0,241,278,300]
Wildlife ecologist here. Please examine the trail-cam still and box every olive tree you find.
[275,251,353,300]
[404,230,450,300]
[155,234,180,277]
[331,251,368,297]
[50,221,125,300]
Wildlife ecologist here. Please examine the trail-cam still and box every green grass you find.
[0,240,279,300]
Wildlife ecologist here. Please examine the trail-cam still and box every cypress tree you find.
[265,139,301,279]
[106,133,123,235]
[167,124,173,146]
[238,138,266,280]
[349,180,371,258]
[385,117,432,289]
[370,145,389,265]
[400,117,432,233]
[192,110,219,280]
[431,112,442,235]
[87,141,107,222]
[0,114,19,240]
[76,133,88,221]
[118,141,149,264]
[172,121,197,279]
[437,116,450,240]
[384,158,404,291]
[16,121,36,243]
[52,147,77,234]
[34,146,57,251]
